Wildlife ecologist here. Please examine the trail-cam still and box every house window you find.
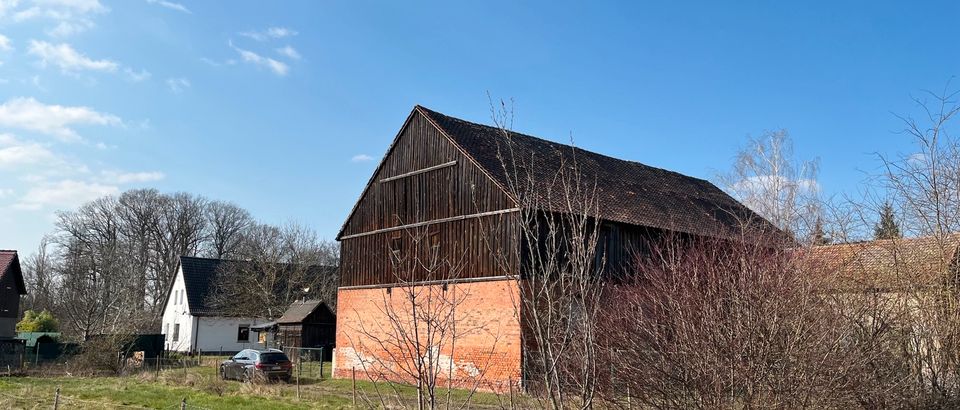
[237,325,250,342]
[173,324,180,342]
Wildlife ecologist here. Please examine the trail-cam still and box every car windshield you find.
[259,352,289,363]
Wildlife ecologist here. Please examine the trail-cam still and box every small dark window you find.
[173,324,180,342]
[237,325,250,342]
[389,235,403,263]
[429,227,440,252]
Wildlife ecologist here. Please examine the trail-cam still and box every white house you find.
[161,256,273,354]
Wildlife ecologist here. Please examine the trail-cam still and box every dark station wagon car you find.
[220,348,293,382]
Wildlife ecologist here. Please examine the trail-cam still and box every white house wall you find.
[161,266,194,352]
[194,317,273,354]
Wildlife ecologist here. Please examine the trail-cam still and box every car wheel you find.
[219,365,227,380]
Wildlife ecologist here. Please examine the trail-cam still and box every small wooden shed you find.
[276,300,335,352]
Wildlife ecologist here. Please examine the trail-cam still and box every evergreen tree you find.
[810,217,831,245]
[874,202,902,240]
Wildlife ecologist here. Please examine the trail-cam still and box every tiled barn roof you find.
[416,106,781,239]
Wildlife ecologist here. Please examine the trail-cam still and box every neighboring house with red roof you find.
[803,234,960,293]
[0,250,27,339]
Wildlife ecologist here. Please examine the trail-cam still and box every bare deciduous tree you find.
[483,99,606,409]
[720,129,822,243]
[206,222,339,319]
[346,227,497,410]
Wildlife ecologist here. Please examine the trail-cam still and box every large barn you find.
[332,105,779,390]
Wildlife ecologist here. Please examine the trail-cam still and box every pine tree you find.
[810,217,831,246]
[874,202,902,240]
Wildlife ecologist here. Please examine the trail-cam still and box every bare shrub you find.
[599,237,877,408]
[66,334,138,376]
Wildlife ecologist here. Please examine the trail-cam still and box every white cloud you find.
[230,42,288,76]
[0,1,19,19]
[145,0,190,14]
[0,97,121,141]
[0,134,57,169]
[200,57,237,67]
[11,0,108,37]
[165,77,190,93]
[276,45,300,60]
[0,34,12,51]
[351,154,373,162]
[28,40,117,73]
[99,170,164,184]
[124,67,150,82]
[46,19,93,37]
[14,179,119,210]
[239,26,297,41]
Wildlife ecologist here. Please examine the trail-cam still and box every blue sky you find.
[1,0,958,253]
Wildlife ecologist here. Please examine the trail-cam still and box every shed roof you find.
[276,300,332,324]
[414,106,781,240]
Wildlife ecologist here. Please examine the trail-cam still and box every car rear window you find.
[259,353,289,363]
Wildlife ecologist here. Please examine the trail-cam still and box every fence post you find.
[352,368,356,406]
[53,386,60,410]
[180,397,186,410]
[197,349,201,366]
[318,347,324,380]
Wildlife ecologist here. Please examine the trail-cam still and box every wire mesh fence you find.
[281,346,328,383]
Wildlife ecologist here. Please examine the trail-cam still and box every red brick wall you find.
[333,278,522,392]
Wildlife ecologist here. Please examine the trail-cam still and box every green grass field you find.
[0,361,513,409]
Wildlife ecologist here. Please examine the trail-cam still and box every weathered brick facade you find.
[333,278,522,392]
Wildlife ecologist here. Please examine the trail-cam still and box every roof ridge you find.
[180,254,336,269]
[415,105,716,186]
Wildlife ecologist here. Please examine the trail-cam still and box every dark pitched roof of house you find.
[802,234,960,291]
[276,300,332,324]
[178,256,227,317]
[174,256,336,317]
[415,106,780,239]
[0,250,26,295]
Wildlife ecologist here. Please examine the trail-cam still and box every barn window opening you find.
[429,227,440,253]
[389,235,404,264]
[237,325,250,342]
[173,324,180,342]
